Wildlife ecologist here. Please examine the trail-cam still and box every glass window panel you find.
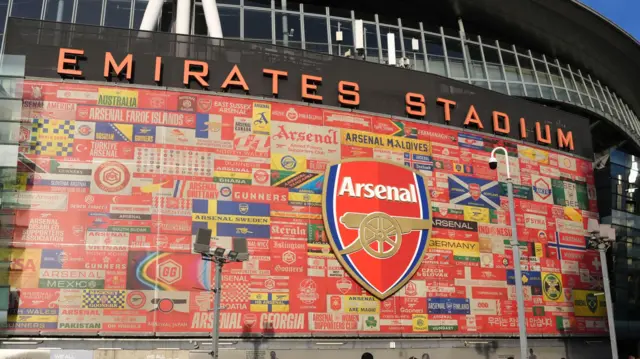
[0,99,21,122]
[11,0,43,19]
[449,60,466,78]
[556,89,569,102]
[491,82,508,94]
[547,64,564,88]
[521,68,535,83]
[76,0,103,25]
[362,22,378,63]
[0,1,8,36]
[540,85,554,99]
[472,81,489,89]
[569,91,581,104]
[219,6,240,38]
[429,57,446,76]
[0,121,19,143]
[275,12,301,48]
[467,44,485,79]
[105,0,132,28]
[535,65,551,85]
[504,66,520,82]
[575,76,588,95]
[330,18,352,56]
[0,144,17,167]
[218,0,240,4]
[159,1,174,32]
[470,63,485,79]
[304,15,328,53]
[425,33,445,76]
[244,9,271,43]
[403,30,425,72]
[525,84,540,97]
[132,0,147,29]
[562,70,577,91]
[482,46,503,81]
[45,0,73,22]
[509,83,524,96]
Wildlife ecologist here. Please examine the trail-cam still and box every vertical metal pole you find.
[508,179,528,359]
[281,0,288,47]
[202,0,224,38]
[56,0,65,21]
[601,248,619,359]
[211,259,224,359]
[337,21,341,56]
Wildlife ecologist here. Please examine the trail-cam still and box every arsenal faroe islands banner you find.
[2,80,606,336]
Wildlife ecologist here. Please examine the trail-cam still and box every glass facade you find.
[0,0,638,142]
[596,149,640,343]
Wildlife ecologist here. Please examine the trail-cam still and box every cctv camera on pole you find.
[194,228,250,359]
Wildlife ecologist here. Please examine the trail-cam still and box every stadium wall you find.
[0,17,609,342]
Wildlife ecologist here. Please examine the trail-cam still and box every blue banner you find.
[427,297,471,315]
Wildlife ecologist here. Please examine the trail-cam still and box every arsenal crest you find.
[322,159,432,300]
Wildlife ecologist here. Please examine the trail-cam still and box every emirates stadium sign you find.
[322,160,433,299]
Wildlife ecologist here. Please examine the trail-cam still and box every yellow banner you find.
[252,103,271,135]
[573,290,607,317]
[249,293,289,312]
[97,88,138,108]
[214,171,252,180]
[428,238,479,259]
[534,242,544,258]
[344,295,380,314]
[8,315,57,323]
[412,314,429,332]
[542,272,565,302]
[191,214,270,225]
[564,207,583,223]
[288,192,322,206]
[272,153,307,172]
[342,129,431,155]
[518,145,549,164]
[463,206,490,223]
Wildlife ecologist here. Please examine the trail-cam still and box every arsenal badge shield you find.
[322,159,432,300]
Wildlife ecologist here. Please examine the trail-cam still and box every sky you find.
[580,0,640,40]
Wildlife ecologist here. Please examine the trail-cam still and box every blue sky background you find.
[580,0,640,40]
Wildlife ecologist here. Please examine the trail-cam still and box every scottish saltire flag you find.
[448,174,500,209]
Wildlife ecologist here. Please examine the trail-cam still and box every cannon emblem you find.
[338,212,432,259]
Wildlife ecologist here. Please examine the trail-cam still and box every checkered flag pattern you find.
[81,290,126,309]
[29,119,75,157]
[222,281,250,303]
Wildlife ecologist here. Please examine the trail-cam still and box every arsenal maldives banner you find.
[3,79,603,337]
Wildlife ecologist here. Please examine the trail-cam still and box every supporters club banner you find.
[1,79,603,336]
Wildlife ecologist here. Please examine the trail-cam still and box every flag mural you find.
[0,79,605,336]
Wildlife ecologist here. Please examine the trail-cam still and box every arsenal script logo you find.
[322,159,432,300]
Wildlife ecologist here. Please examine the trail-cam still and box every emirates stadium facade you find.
[0,0,639,358]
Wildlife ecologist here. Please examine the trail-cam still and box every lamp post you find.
[489,147,528,359]
[194,229,248,359]
[587,219,618,359]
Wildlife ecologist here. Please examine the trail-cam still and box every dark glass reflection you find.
[76,0,103,25]
[244,9,271,43]
[45,0,73,22]
[10,0,43,20]
[105,0,132,28]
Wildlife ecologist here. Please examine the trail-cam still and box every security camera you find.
[488,157,498,170]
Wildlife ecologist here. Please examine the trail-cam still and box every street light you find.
[587,219,618,359]
[193,228,250,359]
[489,146,528,359]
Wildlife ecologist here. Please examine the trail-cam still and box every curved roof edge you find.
[570,0,639,46]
